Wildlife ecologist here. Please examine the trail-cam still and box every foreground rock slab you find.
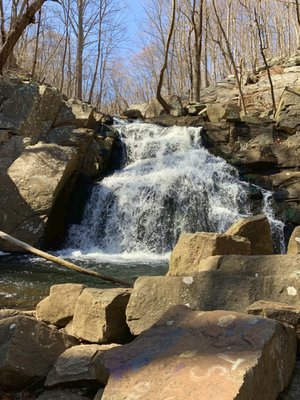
[226,214,273,254]
[0,315,78,389]
[71,288,132,343]
[36,283,85,327]
[127,266,300,335]
[169,232,250,276]
[287,226,300,254]
[102,306,296,400]
[45,344,119,388]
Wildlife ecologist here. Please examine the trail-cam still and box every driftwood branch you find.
[0,231,133,288]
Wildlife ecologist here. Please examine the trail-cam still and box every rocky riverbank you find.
[0,71,121,252]
[0,215,299,399]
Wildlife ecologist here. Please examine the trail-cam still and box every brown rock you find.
[287,226,300,254]
[226,214,273,254]
[127,259,300,335]
[275,86,300,134]
[246,300,300,328]
[45,344,119,388]
[185,254,300,276]
[168,232,251,276]
[36,284,85,327]
[0,315,78,389]
[103,306,296,400]
[71,288,132,344]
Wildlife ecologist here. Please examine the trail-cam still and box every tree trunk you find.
[0,0,46,74]
[0,0,6,44]
[31,8,42,76]
[75,0,84,101]
[212,0,247,115]
[254,7,276,116]
[156,0,176,113]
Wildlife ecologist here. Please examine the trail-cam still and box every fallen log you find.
[0,231,133,288]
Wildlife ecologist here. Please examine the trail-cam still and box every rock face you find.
[287,226,300,254]
[275,86,300,134]
[246,300,300,349]
[37,389,91,400]
[71,288,132,344]
[0,74,118,251]
[103,306,296,400]
[225,214,273,254]
[0,315,78,389]
[36,284,85,327]
[45,344,118,388]
[128,255,300,335]
[168,232,251,276]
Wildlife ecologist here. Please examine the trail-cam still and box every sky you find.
[125,0,145,50]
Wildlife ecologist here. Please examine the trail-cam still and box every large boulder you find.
[71,288,132,344]
[287,226,300,254]
[168,232,251,276]
[0,78,63,143]
[54,99,100,131]
[271,171,300,202]
[275,86,300,134]
[206,103,241,122]
[102,306,296,400]
[127,256,300,335]
[0,315,78,389]
[45,344,119,388]
[0,143,77,250]
[36,284,85,327]
[225,214,273,254]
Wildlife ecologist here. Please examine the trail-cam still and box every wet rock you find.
[0,315,78,389]
[225,214,273,255]
[45,344,119,388]
[36,284,85,327]
[71,288,132,344]
[287,226,300,254]
[103,306,296,400]
[168,232,251,276]
[122,109,143,119]
[37,389,91,400]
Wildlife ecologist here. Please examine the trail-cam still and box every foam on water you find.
[66,122,284,260]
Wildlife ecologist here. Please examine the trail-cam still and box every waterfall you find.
[67,122,283,259]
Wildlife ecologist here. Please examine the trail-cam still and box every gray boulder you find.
[0,315,78,389]
[45,344,119,388]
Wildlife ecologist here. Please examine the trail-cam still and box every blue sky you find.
[125,0,145,47]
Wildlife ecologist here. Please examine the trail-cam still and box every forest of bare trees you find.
[1,0,300,114]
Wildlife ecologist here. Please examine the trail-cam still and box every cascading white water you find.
[67,122,283,259]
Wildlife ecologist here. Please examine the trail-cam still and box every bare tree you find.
[0,0,58,74]
[211,0,247,114]
[156,0,176,113]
